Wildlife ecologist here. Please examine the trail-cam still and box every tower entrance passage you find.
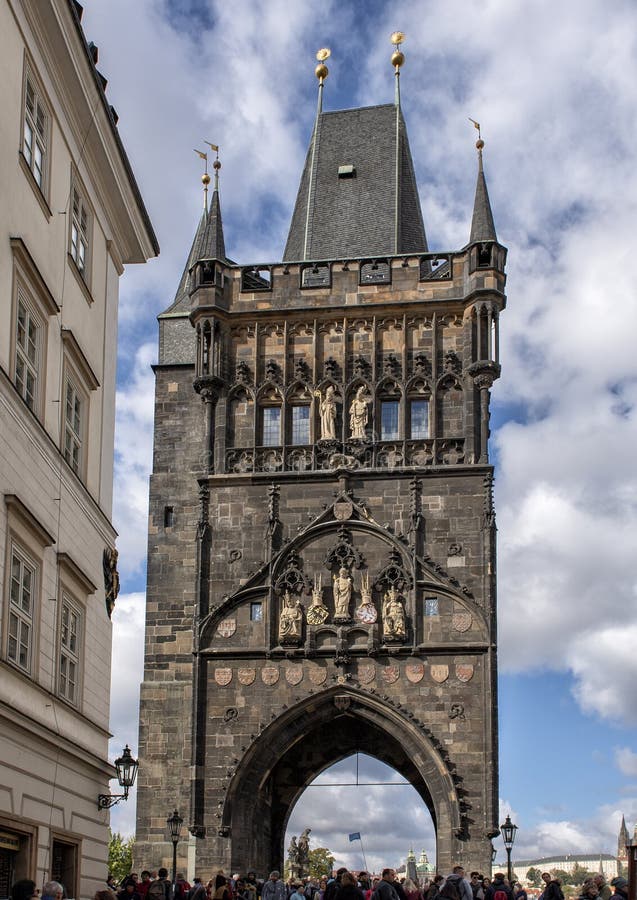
[220,685,484,875]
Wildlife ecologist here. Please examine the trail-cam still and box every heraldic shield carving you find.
[430,664,449,683]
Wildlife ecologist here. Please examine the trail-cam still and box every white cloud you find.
[616,749,637,778]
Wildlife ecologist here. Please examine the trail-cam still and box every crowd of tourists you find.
[7,862,630,900]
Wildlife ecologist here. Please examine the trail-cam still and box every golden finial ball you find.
[213,159,221,170]
[476,138,484,150]
[202,172,211,186]
[390,31,405,45]
[315,63,329,80]
[391,50,405,68]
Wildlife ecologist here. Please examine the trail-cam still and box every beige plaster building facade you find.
[0,1,157,898]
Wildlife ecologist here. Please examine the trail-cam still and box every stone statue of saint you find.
[279,591,303,642]
[288,835,299,864]
[382,586,407,640]
[349,386,371,439]
[298,828,311,874]
[333,567,352,620]
[307,574,329,625]
[317,386,338,440]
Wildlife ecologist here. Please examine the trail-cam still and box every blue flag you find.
[349,832,361,842]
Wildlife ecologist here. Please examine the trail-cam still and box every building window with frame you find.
[250,602,263,622]
[410,398,430,439]
[70,185,90,278]
[291,405,310,445]
[59,596,81,705]
[63,377,84,475]
[261,406,281,446]
[424,596,439,617]
[23,71,48,191]
[8,546,36,672]
[14,291,42,412]
[380,399,399,440]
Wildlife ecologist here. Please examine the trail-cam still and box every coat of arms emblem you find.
[357,663,375,684]
[286,666,303,685]
[216,618,237,638]
[455,664,474,682]
[381,665,400,684]
[430,664,449,683]
[214,668,232,686]
[452,613,472,633]
[261,666,279,685]
[238,668,256,685]
[405,663,425,684]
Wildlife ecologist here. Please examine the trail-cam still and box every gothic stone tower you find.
[136,79,506,875]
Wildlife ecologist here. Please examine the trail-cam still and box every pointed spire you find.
[166,152,227,312]
[469,132,497,243]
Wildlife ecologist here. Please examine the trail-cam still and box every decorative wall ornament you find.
[278,591,304,643]
[215,668,233,686]
[103,546,120,619]
[334,695,351,711]
[294,359,310,382]
[324,357,339,379]
[216,618,237,638]
[286,665,304,685]
[288,449,313,472]
[265,359,281,382]
[261,666,279,685]
[355,572,377,624]
[223,707,238,722]
[449,703,465,720]
[328,453,358,470]
[443,349,461,374]
[405,662,425,683]
[373,548,413,593]
[235,360,251,384]
[448,542,463,556]
[452,612,472,633]
[308,664,327,685]
[228,549,242,563]
[357,662,376,684]
[455,664,474,683]
[412,352,431,377]
[382,587,407,641]
[238,668,256,685]
[353,356,370,378]
[306,574,329,625]
[324,525,365,571]
[430,664,449,683]
[381,664,400,684]
[275,550,311,596]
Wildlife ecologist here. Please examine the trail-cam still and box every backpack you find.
[148,883,167,900]
[494,890,508,900]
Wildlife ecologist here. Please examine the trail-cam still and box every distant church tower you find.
[135,40,507,876]
[618,815,629,862]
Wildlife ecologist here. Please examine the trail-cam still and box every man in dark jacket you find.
[373,871,400,900]
[485,874,513,900]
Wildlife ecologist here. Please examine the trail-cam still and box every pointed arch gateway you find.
[222,685,461,875]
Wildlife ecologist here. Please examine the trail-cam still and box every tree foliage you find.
[526,869,542,887]
[108,830,135,885]
[309,847,335,880]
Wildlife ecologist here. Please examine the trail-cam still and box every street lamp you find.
[500,815,518,884]
[167,810,183,897]
[97,745,139,809]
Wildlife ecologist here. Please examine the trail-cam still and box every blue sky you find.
[80,0,637,873]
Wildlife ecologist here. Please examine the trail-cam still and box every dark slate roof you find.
[162,189,227,315]
[283,104,427,261]
[469,151,497,243]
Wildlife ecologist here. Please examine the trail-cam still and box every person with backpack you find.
[484,874,513,900]
[147,870,171,900]
[188,880,207,900]
[444,868,472,900]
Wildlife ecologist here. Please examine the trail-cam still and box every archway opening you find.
[285,753,437,877]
